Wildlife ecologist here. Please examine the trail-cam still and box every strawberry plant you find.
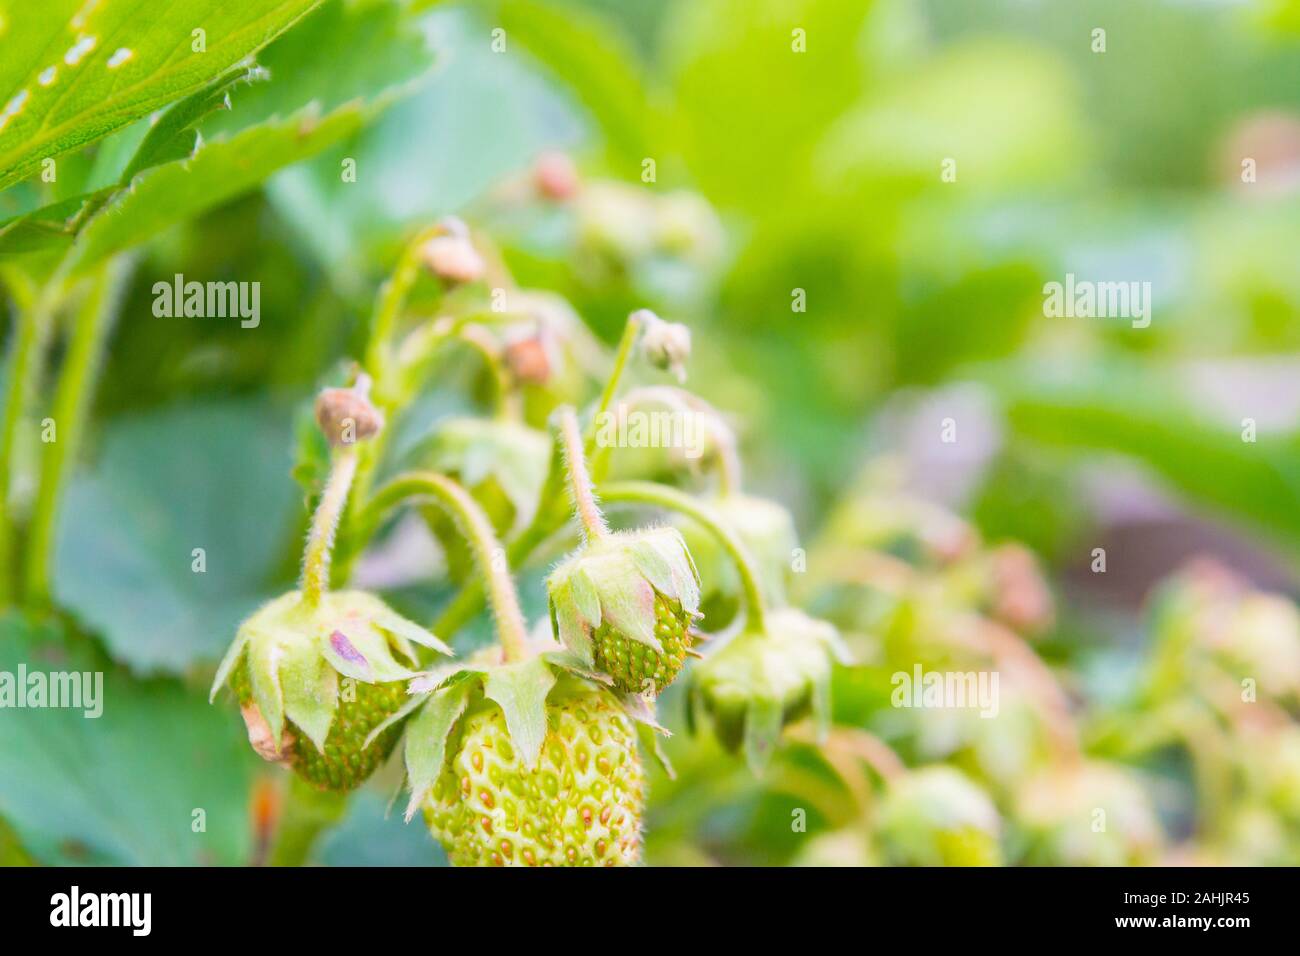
[2,0,1300,872]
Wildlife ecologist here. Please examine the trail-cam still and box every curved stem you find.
[363,471,530,661]
[24,261,127,605]
[301,445,359,607]
[556,406,608,542]
[598,480,768,632]
[585,310,643,461]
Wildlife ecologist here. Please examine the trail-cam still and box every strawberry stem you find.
[557,406,609,542]
[584,310,644,461]
[598,480,769,632]
[24,261,128,606]
[301,443,360,607]
[362,471,531,661]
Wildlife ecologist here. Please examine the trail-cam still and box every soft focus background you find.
[3,0,1300,865]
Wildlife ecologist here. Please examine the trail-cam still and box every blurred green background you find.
[4,0,1300,866]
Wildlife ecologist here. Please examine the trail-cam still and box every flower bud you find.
[315,386,384,447]
[420,217,486,285]
[533,150,580,201]
[635,309,691,383]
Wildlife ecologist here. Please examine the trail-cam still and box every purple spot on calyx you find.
[330,630,369,667]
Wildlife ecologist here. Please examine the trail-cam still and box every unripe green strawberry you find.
[424,683,644,866]
[676,493,797,631]
[877,767,1003,867]
[211,590,449,793]
[689,607,846,770]
[548,526,702,696]
[591,592,691,697]
[1015,762,1162,866]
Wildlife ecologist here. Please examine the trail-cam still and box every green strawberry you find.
[1015,762,1162,866]
[211,590,450,793]
[425,683,644,866]
[548,526,702,696]
[876,767,1002,867]
[689,607,845,770]
[399,654,662,867]
[591,592,692,698]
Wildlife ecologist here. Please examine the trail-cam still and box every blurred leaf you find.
[65,102,368,275]
[0,611,259,865]
[0,0,323,191]
[266,6,585,289]
[53,400,300,675]
[203,0,436,137]
[992,359,1300,546]
[666,0,873,211]
[494,0,653,167]
[313,790,448,865]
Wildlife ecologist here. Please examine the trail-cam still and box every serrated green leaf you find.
[119,65,269,184]
[482,658,557,769]
[403,682,472,821]
[0,0,324,191]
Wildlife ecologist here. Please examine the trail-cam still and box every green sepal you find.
[247,631,288,744]
[743,694,783,774]
[282,655,340,754]
[403,681,474,821]
[637,721,676,780]
[483,657,558,770]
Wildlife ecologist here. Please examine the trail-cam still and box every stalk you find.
[598,480,768,632]
[23,261,127,605]
[362,471,530,661]
[301,445,360,607]
[556,406,608,542]
[0,275,55,605]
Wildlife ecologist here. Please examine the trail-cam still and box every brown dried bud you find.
[419,217,485,285]
[315,386,384,447]
[533,150,580,201]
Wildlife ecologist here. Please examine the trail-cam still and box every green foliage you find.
[0,0,323,190]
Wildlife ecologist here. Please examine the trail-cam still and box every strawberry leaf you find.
[0,0,324,192]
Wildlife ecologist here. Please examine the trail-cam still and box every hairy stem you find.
[0,275,54,605]
[265,774,347,867]
[301,445,360,607]
[23,262,127,605]
[363,471,531,661]
[585,310,643,462]
[557,406,608,542]
[598,480,768,632]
